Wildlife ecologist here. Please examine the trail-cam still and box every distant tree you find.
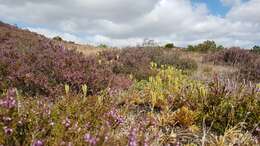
[164,43,174,49]
[217,45,225,51]
[186,40,223,52]
[53,36,63,41]
[186,45,195,51]
[252,45,260,53]
[98,44,108,49]
[198,40,217,52]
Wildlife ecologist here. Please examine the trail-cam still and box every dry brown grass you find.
[54,40,104,56]
[179,51,238,81]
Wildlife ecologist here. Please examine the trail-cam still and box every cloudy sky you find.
[0,0,259,48]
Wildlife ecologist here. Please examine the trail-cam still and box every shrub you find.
[127,66,260,134]
[53,36,63,41]
[203,47,260,82]
[252,45,260,54]
[0,42,132,97]
[153,51,198,71]
[0,67,259,145]
[98,44,108,49]
[99,48,197,80]
[164,43,174,49]
[239,57,260,81]
[203,47,256,65]
[186,40,223,52]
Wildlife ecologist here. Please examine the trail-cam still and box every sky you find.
[0,0,259,48]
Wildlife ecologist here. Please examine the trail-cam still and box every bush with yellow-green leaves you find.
[1,65,259,146]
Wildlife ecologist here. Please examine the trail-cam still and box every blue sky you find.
[192,0,230,16]
[0,0,259,48]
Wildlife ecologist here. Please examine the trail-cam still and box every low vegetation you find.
[99,47,198,80]
[0,21,259,146]
[204,47,260,82]
[186,40,224,53]
[1,67,259,146]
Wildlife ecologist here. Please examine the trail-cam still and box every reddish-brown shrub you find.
[239,58,260,81]
[99,47,197,80]
[203,47,256,65]
[0,42,132,96]
[203,47,260,82]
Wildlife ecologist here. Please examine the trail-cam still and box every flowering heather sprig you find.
[128,128,138,146]
[84,133,98,146]
[3,126,13,135]
[144,136,149,146]
[32,140,44,146]
[2,116,12,122]
[106,108,124,126]
[60,141,73,146]
[0,88,17,109]
[62,117,71,128]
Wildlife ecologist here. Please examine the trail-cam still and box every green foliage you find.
[252,45,260,53]
[98,44,108,49]
[53,36,63,41]
[186,40,224,52]
[1,21,259,145]
[1,66,260,145]
[164,43,174,49]
[127,66,260,134]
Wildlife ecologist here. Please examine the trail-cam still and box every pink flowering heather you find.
[32,140,43,146]
[106,108,124,126]
[128,128,138,146]
[0,89,17,109]
[3,126,13,135]
[84,133,98,146]
[62,117,71,128]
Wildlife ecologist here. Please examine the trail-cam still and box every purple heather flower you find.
[68,142,73,146]
[0,96,16,109]
[7,88,16,97]
[106,108,124,125]
[32,140,43,146]
[144,136,149,146]
[84,133,98,146]
[62,117,71,128]
[2,116,12,122]
[0,88,17,109]
[60,141,73,146]
[3,127,13,135]
[256,127,260,132]
[176,141,180,146]
[128,128,138,146]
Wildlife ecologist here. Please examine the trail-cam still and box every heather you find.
[0,40,132,97]
[203,47,260,82]
[98,47,197,80]
[0,67,259,146]
[0,22,260,146]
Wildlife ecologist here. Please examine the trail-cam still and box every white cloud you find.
[0,0,260,48]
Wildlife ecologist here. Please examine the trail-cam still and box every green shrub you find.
[153,51,198,71]
[164,43,174,49]
[53,36,63,41]
[252,45,260,53]
[98,44,108,49]
[186,40,223,52]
